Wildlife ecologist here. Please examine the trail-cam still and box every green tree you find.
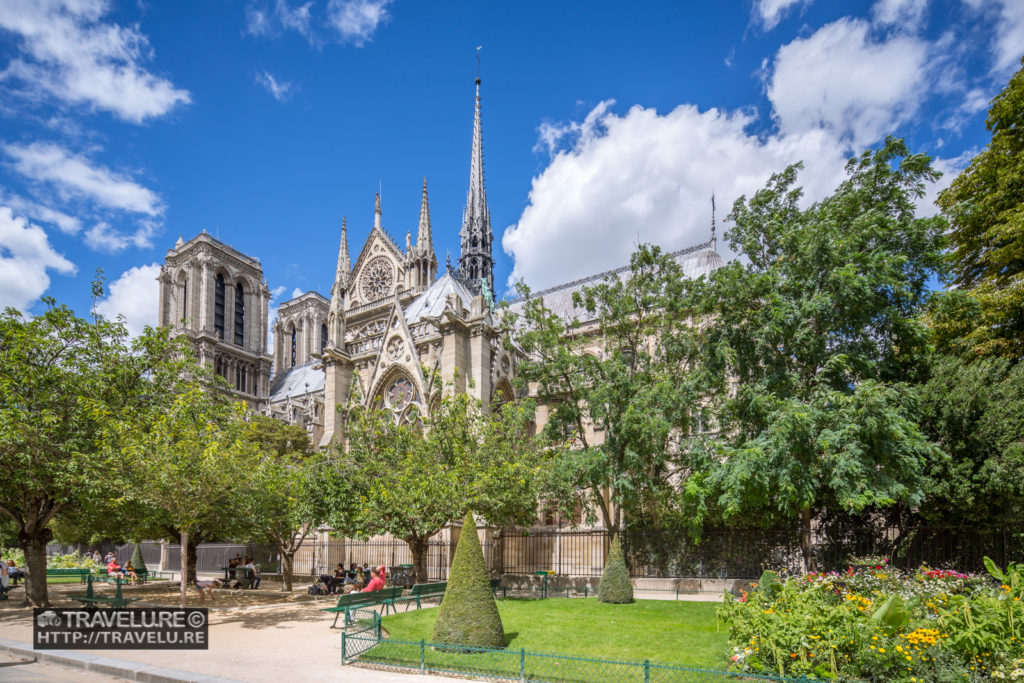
[937,58,1024,357]
[432,511,504,648]
[917,354,1024,527]
[120,386,254,606]
[238,415,330,591]
[686,139,946,572]
[503,246,698,538]
[325,391,544,584]
[0,299,189,606]
[597,536,633,604]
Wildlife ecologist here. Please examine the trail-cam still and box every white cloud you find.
[4,142,163,216]
[503,102,849,292]
[291,287,303,298]
[766,18,930,147]
[93,262,160,337]
[0,0,190,123]
[756,0,810,30]
[0,190,81,234]
[245,0,316,44]
[275,0,315,42]
[871,0,929,31]
[256,71,295,101]
[981,0,1024,72]
[326,0,391,46]
[83,218,159,252]
[0,205,76,311]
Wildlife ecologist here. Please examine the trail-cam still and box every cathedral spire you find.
[457,65,494,295]
[327,217,349,347]
[417,178,432,252]
[374,192,382,230]
[711,192,717,250]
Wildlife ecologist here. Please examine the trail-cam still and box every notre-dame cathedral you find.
[157,76,725,450]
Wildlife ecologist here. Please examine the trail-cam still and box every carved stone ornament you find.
[386,336,404,360]
[501,355,511,374]
[360,256,394,301]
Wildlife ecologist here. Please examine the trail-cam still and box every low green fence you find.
[341,634,824,682]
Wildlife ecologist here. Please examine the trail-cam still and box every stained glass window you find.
[386,377,416,411]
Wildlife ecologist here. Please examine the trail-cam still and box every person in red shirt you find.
[361,567,385,592]
[106,559,124,579]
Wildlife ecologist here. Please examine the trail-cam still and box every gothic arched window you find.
[290,328,297,367]
[234,283,245,346]
[321,323,328,352]
[214,274,225,338]
[386,377,416,411]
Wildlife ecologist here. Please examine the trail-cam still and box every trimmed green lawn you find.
[379,598,729,669]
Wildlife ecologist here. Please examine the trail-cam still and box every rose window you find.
[386,377,416,411]
[360,256,394,301]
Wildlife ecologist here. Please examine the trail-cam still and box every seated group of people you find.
[104,557,141,584]
[319,563,386,595]
[226,554,262,589]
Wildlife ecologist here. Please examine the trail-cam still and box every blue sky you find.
[0,0,1020,344]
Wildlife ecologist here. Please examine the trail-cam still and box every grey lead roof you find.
[504,240,725,322]
[404,271,475,324]
[269,361,325,403]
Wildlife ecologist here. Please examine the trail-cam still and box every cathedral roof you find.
[505,240,725,322]
[269,361,325,403]
[404,271,475,324]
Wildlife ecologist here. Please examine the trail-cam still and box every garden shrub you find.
[432,511,505,648]
[756,570,781,598]
[130,543,147,572]
[719,558,1024,682]
[598,536,634,604]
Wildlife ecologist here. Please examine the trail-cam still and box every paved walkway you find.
[0,597,452,682]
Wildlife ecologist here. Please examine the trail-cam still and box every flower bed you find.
[718,559,1023,681]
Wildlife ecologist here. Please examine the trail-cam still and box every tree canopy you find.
[937,57,1024,358]
[682,139,946,570]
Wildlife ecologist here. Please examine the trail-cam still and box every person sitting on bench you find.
[360,567,385,593]
[5,559,23,586]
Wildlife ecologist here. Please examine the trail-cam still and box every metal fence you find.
[162,543,280,574]
[501,530,608,577]
[294,539,457,581]
[343,634,824,682]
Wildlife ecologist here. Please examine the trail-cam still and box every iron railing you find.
[342,634,824,682]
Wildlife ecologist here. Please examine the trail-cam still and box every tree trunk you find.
[179,530,188,608]
[799,506,814,574]
[20,527,52,607]
[186,537,199,586]
[281,552,294,592]
[409,535,430,584]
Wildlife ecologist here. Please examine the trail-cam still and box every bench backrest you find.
[489,578,501,589]
[410,582,447,596]
[48,568,90,576]
[334,586,402,608]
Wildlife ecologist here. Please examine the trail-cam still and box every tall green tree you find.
[238,415,330,591]
[325,391,544,584]
[119,386,254,606]
[937,58,1024,357]
[0,299,188,606]
[917,355,1024,527]
[503,246,699,538]
[686,139,946,572]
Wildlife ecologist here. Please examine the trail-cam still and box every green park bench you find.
[394,581,447,611]
[321,586,403,628]
[69,576,140,609]
[87,568,149,585]
[48,568,90,581]
[490,577,503,596]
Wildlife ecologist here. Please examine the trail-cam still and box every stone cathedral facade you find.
[158,76,726,457]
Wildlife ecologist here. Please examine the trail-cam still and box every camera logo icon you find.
[36,610,60,628]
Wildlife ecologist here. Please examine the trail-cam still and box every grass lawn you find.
[377,598,729,670]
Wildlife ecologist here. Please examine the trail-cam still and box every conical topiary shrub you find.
[130,543,147,573]
[598,536,633,604]
[432,511,505,648]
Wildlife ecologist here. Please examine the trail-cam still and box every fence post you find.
[341,632,347,666]
[644,658,650,683]
[520,648,526,682]
[420,639,425,672]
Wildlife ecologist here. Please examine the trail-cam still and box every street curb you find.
[0,638,242,683]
